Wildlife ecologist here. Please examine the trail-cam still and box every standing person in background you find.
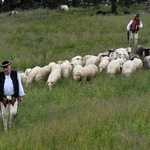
[0,61,25,132]
[127,13,143,45]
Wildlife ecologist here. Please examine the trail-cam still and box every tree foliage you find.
[1,0,149,12]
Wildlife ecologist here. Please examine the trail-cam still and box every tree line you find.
[0,0,149,13]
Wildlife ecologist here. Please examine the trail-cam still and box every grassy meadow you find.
[0,6,150,150]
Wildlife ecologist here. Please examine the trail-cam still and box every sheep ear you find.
[57,61,62,64]
[116,52,119,57]
[109,52,113,57]
[99,55,103,61]
[71,63,74,69]
[76,72,81,77]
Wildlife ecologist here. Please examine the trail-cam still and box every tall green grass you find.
[0,7,149,150]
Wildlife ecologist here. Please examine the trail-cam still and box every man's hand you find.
[18,97,23,102]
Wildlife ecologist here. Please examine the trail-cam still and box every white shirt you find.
[4,72,25,97]
[127,20,143,31]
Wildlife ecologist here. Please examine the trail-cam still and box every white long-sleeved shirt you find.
[4,72,25,97]
[127,20,143,31]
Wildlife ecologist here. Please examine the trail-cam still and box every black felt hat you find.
[134,13,140,18]
[1,61,11,68]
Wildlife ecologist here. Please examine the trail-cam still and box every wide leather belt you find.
[3,95,15,100]
[2,96,16,107]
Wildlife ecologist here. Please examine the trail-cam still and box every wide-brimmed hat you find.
[134,13,140,18]
[1,60,11,68]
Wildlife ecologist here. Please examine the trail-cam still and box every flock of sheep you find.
[7,5,69,17]
[18,45,150,90]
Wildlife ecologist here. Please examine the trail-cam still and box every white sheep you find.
[83,55,92,61]
[58,5,69,11]
[132,58,143,70]
[72,65,83,81]
[121,60,137,77]
[99,56,110,72]
[25,68,32,76]
[70,55,83,62]
[34,62,56,82]
[85,55,100,66]
[58,60,72,78]
[72,64,98,83]
[48,62,57,68]
[18,71,27,83]
[71,59,85,68]
[126,47,132,54]
[26,66,41,85]
[143,56,150,70]
[115,47,131,61]
[106,58,124,75]
[47,64,61,90]
[35,65,52,82]
[109,51,119,61]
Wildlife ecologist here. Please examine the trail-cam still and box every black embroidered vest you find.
[0,70,19,100]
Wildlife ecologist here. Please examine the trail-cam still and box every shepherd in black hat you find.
[126,13,143,45]
[0,60,25,132]
[1,60,11,68]
[134,13,140,18]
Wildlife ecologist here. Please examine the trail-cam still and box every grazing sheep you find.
[18,71,27,83]
[135,45,150,58]
[26,66,41,85]
[58,5,69,12]
[143,55,150,70]
[48,62,57,68]
[132,58,143,70]
[85,55,100,66]
[98,49,113,58]
[115,47,131,61]
[47,64,61,90]
[25,68,32,76]
[72,65,83,81]
[70,55,83,62]
[143,48,150,57]
[72,64,98,83]
[109,51,119,61]
[106,58,124,75]
[98,52,108,58]
[7,11,18,16]
[71,59,85,68]
[35,65,53,82]
[125,47,132,54]
[58,60,72,78]
[83,55,92,61]
[130,53,140,60]
[121,60,137,77]
[99,56,110,72]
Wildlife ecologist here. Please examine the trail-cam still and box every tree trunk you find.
[4,0,12,11]
[111,0,117,14]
